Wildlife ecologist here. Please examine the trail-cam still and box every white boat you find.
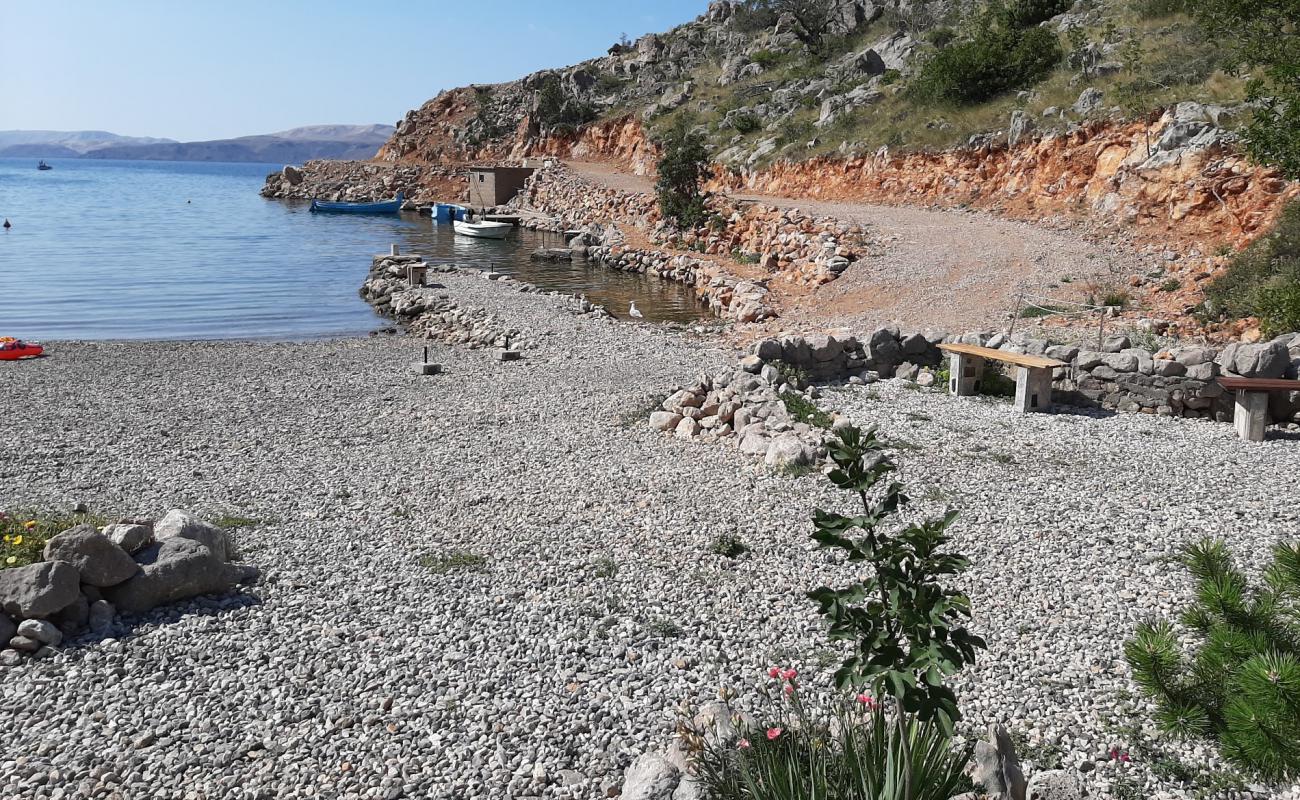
[453,220,512,239]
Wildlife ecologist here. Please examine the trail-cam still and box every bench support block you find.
[1234,389,1268,442]
[949,353,985,397]
[1014,366,1054,413]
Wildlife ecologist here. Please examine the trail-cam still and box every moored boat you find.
[309,192,403,214]
[453,220,512,239]
[37,161,52,171]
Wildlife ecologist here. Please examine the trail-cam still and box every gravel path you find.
[2,273,1297,799]
[568,160,1140,333]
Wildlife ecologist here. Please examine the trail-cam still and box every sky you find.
[0,0,706,141]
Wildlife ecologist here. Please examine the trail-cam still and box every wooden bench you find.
[1217,376,1300,441]
[938,343,1067,414]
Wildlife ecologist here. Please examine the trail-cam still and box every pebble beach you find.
[3,272,1300,799]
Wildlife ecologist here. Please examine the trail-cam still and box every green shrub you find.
[912,24,1062,105]
[1160,278,1183,292]
[685,680,972,800]
[1204,201,1300,336]
[750,49,786,69]
[997,0,1073,29]
[534,74,596,132]
[655,123,710,228]
[808,425,985,734]
[731,113,762,134]
[1134,0,1188,17]
[1125,538,1300,780]
[781,391,834,429]
[2,510,108,569]
[710,533,749,558]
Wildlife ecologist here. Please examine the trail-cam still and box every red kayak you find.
[0,338,42,360]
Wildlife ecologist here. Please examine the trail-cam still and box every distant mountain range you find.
[0,125,395,163]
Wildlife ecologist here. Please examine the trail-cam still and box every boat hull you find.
[453,221,511,239]
[310,193,403,214]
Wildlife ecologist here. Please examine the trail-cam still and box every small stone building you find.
[468,166,535,209]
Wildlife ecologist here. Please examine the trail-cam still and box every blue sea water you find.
[0,158,704,340]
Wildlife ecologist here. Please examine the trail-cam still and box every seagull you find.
[2,219,10,230]
[628,302,644,319]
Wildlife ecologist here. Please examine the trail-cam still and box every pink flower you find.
[784,684,795,696]
[1109,748,1131,763]
[737,738,751,749]
[767,667,781,679]
[856,693,876,709]
[782,668,797,680]
[766,727,782,741]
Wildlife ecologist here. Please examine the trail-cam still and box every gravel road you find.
[1,272,1297,799]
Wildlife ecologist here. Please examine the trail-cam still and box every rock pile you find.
[649,362,829,469]
[361,254,611,348]
[0,511,257,667]
[260,159,465,206]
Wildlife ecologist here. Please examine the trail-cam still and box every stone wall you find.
[745,328,1300,425]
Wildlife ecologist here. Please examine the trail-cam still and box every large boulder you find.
[1217,341,1290,378]
[154,510,231,562]
[621,753,681,800]
[103,538,257,615]
[765,434,811,469]
[0,561,81,619]
[103,522,153,554]
[42,524,139,587]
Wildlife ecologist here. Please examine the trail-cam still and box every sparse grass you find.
[212,514,272,529]
[2,509,109,569]
[1159,278,1182,292]
[419,549,488,575]
[781,391,833,429]
[905,412,932,422]
[890,437,923,452]
[1008,729,1065,770]
[777,462,821,478]
[592,556,619,579]
[1019,302,1071,318]
[646,619,685,638]
[709,533,748,558]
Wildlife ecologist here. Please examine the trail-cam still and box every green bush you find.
[731,113,763,134]
[686,680,972,800]
[655,123,710,228]
[1204,201,1300,336]
[912,24,1062,105]
[710,533,749,558]
[808,425,985,734]
[534,74,596,132]
[1125,538,1300,780]
[1134,0,1188,17]
[997,0,1073,29]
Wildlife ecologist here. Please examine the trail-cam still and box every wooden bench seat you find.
[938,343,1067,414]
[1217,376,1300,441]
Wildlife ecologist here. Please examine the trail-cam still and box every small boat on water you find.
[37,161,52,171]
[310,192,403,214]
[453,220,512,239]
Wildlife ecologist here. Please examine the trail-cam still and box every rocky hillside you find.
[374,0,1246,171]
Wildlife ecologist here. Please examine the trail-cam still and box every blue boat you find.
[309,192,404,214]
[434,203,469,223]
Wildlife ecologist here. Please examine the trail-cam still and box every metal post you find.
[1097,308,1105,350]
[1007,291,1025,336]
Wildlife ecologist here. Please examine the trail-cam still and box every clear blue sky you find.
[0,0,706,141]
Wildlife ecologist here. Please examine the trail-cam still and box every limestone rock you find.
[42,524,139,587]
[972,725,1027,800]
[621,753,681,800]
[765,434,810,469]
[1218,341,1289,378]
[103,538,257,615]
[649,411,683,432]
[103,522,153,554]
[154,510,231,562]
[17,618,62,647]
[0,561,81,619]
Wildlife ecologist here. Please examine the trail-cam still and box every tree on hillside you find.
[734,0,836,50]
[1192,0,1300,177]
[655,124,710,228]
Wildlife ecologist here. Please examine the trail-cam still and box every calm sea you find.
[0,158,704,340]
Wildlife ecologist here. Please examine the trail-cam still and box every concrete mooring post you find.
[414,346,442,376]
[390,244,400,257]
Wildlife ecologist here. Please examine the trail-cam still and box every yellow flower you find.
[12,535,21,546]
[23,520,36,529]
[4,556,15,565]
